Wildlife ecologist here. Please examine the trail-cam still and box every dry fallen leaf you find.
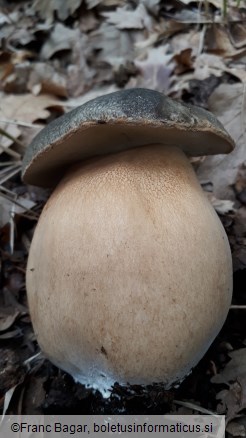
[33,0,82,22]
[205,24,246,59]
[85,0,102,7]
[226,421,246,437]
[212,349,246,387]
[79,10,99,33]
[0,52,14,82]
[134,45,175,92]
[140,0,160,14]
[41,23,79,59]
[3,63,32,95]
[102,4,153,30]
[0,311,20,332]
[174,48,193,75]
[197,83,246,200]
[0,93,61,157]
[28,63,67,97]
[229,22,246,49]
[216,383,243,423]
[66,34,95,97]
[212,349,246,422]
[0,195,36,227]
[0,93,61,124]
[170,29,203,57]
[193,53,226,80]
[90,22,138,67]
[230,207,246,271]
[206,193,235,215]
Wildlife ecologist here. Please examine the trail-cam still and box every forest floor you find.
[0,1,246,435]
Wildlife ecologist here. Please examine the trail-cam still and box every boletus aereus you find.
[22,88,234,396]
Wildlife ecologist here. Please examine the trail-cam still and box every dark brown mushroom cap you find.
[22,88,235,187]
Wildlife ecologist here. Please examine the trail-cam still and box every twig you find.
[0,163,20,176]
[24,352,42,366]
[173,399,215,415]
[0,118,43,129]
[9,204,15,255]
[0,127,25,150]
[0,166,21,185]
[0,144,21,159]
[0,161,22,167]
[0,184,18,197]
[230,305,246,309]
[0,191,39,220]
[197,24,207,56]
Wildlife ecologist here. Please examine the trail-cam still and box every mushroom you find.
[22,88,234,397]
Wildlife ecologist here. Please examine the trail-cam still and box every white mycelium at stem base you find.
[26,145,232,396]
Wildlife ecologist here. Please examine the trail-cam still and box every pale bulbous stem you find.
[26,144,232,396]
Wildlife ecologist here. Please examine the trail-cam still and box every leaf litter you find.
[0,0,245,426]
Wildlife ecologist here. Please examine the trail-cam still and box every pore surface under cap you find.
[22,88,235,187]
